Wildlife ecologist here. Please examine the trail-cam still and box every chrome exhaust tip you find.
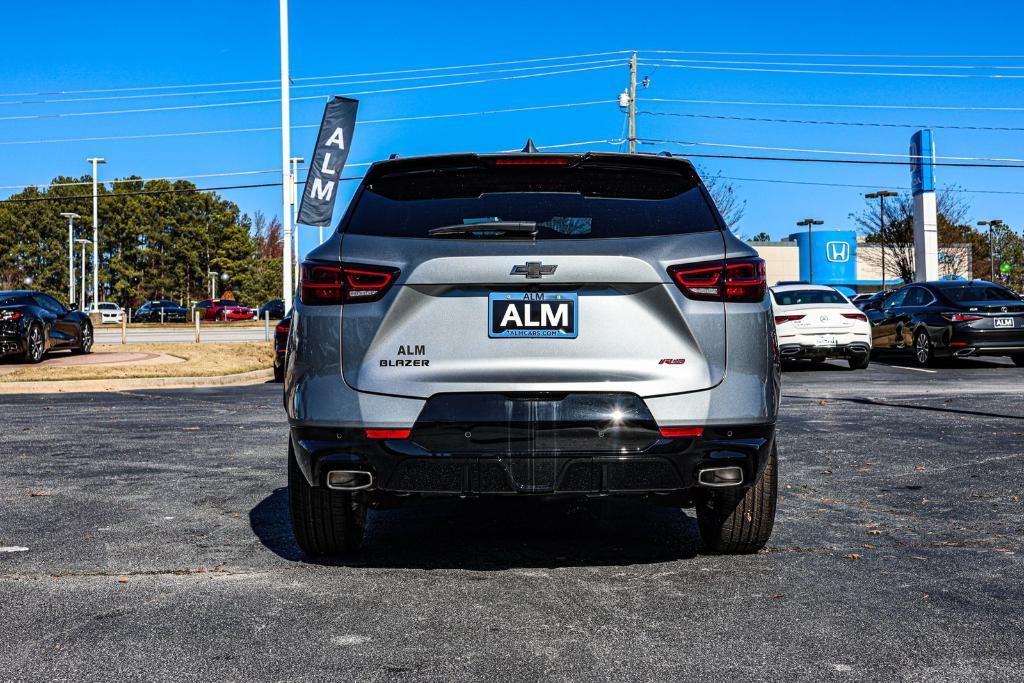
[326,470,374,491]
[954,347,976,357]
[697,466,745,488]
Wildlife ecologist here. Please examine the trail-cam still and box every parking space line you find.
[873,362,937,374]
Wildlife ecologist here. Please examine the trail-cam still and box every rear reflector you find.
[950,341,969,347]
[774,314,805,325]
[364,428,411,440]
[300,261,399,305]
[658,426,704,438]
[842,313,868,322]
[669,258,766,303]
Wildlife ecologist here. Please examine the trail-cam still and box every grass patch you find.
[0,342,273,382]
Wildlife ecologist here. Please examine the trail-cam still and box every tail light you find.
[774,314,805,325]
[842,313,868,322]
[365,428,411,440]
[659,426,704,438]
[668,258,766,303]
[942,312,983,322]
[274,320,291,334]
[299,261,399,305]
[0,311,22,321]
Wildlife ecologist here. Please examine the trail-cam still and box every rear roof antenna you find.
[521,138,539,154]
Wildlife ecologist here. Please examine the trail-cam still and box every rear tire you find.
[913,330,935,367]
[22,323,45,364]
[848,354,870,370]
[288,442,365,557]
[1011,354,1024,367]
[71,322,93,355]
[697,443,778,554]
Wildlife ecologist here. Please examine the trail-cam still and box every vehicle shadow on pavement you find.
[250,488,702,569]
[789,395,1024,421]
[779,361,852,373]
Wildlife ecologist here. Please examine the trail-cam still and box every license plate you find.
[815,334,838,347]
[994,317,1014,328]
[489,292,577,338]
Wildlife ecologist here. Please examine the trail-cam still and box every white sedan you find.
[89,302,124,324]
[770,284,872,369]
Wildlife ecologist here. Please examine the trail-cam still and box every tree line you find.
[0,174,284,309]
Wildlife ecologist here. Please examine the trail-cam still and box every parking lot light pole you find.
[86,157,105,310]
[279,0,294,314]
[75,239,91,308]
[290,157,304,258]
[796,218,825,284]
[208,271,219,298]
[60,212,80,305]
[865,191,897,290]
[977,219,1004,280]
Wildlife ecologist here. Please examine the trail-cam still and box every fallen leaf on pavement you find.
[845,553,864,560]
[28,490,50,497]
[819,400,828,405]
[914,466,927,471]
[116,577,129,584]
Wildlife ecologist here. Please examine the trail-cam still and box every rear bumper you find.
[290,422,775,498]
[0,338,24,356]
[778,341,870,359]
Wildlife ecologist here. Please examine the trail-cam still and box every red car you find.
[194,298,256,321]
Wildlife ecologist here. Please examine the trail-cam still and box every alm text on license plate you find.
[489,292,577,338]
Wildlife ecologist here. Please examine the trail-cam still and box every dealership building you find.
[749,229,973,294]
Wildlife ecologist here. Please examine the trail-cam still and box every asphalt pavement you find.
[1,357,1022,681]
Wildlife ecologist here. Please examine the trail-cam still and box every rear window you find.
[772,289,849,306]
[344,162,720,239]
[942,285,1019,302]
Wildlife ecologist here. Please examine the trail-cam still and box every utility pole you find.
[628,51,637,154]
[86,157,105,309]
[76,239,91,308]
[60,212,80,305]
[796,218,824,284]
[977,219,1003,281]
[865,191,897,290]
[279,0,294,313]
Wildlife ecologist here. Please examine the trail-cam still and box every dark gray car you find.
[283,152,780,557]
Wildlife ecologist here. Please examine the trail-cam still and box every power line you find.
[641,97,1024,112]
[637,62,1024,79]
[642,139,1024,163]
[642,49,1024,59]
[637,110,1024,132]
[0,59,627,106]
[0,64,621,122]
[640,141,1024,169]
[0,100,616,147]
[0,178,354,204]
[0,50,632,98]
[642,57,1024,70]
[716,175,1024,196]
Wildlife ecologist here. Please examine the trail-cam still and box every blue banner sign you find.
[910,130,935,195]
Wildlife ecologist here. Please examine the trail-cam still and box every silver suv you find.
[284,151,780,556]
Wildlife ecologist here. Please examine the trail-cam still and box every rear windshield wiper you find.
[427,221,537,238]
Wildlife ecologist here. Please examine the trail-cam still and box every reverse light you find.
[774,314,806,325]
[300,261,399,305]
[941,312,983,322]
[842,313,868,322]
[669,258,766,303]
[364,428,411,440]
[658,426,704,438]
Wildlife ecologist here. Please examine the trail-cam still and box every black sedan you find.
[0,290,93,363]
[866,280,1024,367]
[133,300,189,323]
[258,299,286,320]
[273,315,290,382]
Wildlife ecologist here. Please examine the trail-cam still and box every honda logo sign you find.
[825,241,850,263]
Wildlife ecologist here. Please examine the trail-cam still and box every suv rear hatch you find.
[324,153,750,399]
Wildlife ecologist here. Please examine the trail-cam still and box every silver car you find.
[284,151,780,556]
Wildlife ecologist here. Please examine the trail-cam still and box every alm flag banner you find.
[296,96,359,226]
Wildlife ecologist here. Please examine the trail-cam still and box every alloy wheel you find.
[80,324,93,352]
[915,333,930,365]
[29,326,44,361]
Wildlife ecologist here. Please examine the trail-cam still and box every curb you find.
[0,368,275,395]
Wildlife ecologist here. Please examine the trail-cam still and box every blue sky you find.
[3,1,1024,257]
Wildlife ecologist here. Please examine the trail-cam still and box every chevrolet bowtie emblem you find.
[511,262,557,279]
